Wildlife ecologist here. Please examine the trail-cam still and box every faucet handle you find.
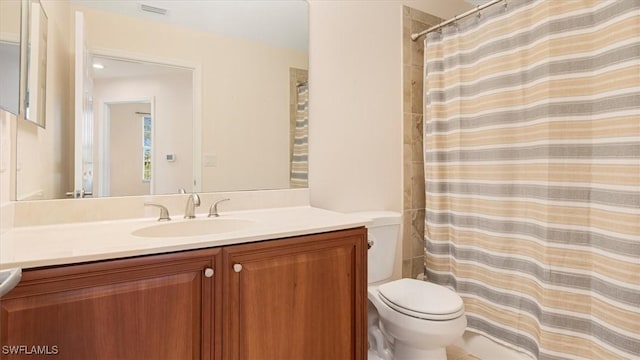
[191,193,201,206]
[208,198,230,217]
[145,203,171,221]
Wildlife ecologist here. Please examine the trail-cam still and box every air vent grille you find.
[465,0,493,5]
[140,4,168,15]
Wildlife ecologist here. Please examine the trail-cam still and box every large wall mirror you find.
[15,0,309,201]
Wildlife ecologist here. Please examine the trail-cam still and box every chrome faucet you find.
[184,193,201,219]
[208,198,230,217]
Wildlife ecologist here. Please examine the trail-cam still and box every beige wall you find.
[74,5,307,193]
[403,0,472,19]
[308,0,471,279]
[0,0,21,37]
[93,72,193,196]
[308,0,470,212]
[107,103,151,197]
[308,1,402,213]
[15,0,72,200]
[0,0,21,115]
[0,111,15,204]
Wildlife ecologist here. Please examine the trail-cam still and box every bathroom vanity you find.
[0,206,369,360]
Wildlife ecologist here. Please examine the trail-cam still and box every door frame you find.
[75,40,201,198]
[91,48,202,193]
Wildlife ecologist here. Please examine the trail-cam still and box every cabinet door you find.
[222,228,367,360]
[0,248,221,360]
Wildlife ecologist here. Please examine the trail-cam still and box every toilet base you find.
[394,342,446,360]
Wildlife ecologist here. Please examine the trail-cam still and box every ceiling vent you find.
[140,4,168,15]
[465,0,493,5]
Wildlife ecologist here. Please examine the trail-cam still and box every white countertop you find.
[0,206,370,270]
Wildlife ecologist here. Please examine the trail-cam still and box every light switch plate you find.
[203,154,217,167]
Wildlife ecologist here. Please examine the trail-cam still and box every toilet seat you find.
[377,279,464,321]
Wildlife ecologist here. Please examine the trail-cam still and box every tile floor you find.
[447,345,482,360]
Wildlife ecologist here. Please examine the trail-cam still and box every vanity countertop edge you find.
[0,206,371,270]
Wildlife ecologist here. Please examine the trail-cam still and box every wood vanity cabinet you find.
[0,248,221,360]
[222,227,367,360]
[0,227,367,360]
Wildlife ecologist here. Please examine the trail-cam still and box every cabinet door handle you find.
[204,268,214,278]
[233,264,243,273]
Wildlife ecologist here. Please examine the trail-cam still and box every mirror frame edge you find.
[22,0,47,129]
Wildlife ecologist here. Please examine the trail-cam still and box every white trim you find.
[98,103,109,197]
[192,65,202,192]
[150,97,156,194]
[0,32,20,44]
[74,11,83,197]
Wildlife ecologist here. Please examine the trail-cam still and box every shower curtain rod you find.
[410,0,505,41]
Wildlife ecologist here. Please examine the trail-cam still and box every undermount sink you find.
[132,218,254,238]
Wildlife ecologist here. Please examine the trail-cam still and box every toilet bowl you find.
[353,211,466,360]
[369,280,466,359]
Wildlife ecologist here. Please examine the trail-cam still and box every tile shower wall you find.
[289,68,309,167]
[402,6,441,279]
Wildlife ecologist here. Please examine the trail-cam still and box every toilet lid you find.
[377,279,464,320]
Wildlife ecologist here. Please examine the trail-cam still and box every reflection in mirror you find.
[0,0,21,115]
[92,56,193,197]
[24,0,48,127]
[15,0,309,201]
[290,73,308,188]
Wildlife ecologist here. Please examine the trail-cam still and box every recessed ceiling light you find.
[92,63,105,69]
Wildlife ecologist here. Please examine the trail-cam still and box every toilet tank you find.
[351,211,401,284]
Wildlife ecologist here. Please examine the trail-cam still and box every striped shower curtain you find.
[423,1,640,359]
[290,82,309,188]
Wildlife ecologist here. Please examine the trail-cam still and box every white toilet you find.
[355,211,467,360]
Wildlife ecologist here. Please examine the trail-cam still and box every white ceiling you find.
[70,0,309,52]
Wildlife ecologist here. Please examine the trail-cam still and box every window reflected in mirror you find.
[142,115,152,182]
